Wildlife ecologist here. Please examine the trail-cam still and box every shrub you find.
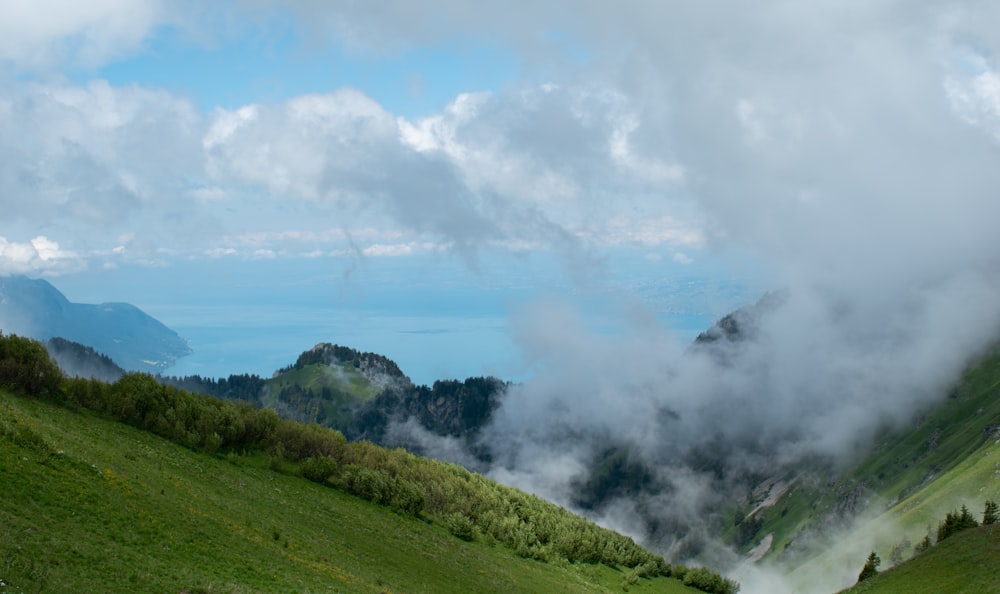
[669,564,687,581]
[382,475,425,515]
[683,566,740,594]
[301,456,340,484]
[445,513,476,541]
[274,420,346,461]
[0,332,63,397]
[338,465,395,506]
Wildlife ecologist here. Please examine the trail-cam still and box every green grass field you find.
[0,389,697,593]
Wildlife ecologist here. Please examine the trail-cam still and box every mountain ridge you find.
[0,275,190,372]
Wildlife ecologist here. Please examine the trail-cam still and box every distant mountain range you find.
[0,275,190,373]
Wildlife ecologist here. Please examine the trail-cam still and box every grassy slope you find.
[740,349,1000,591]
[840,525,1000,594]
[0,390,695,594]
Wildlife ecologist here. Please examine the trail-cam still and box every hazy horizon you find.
[43,255,748,385]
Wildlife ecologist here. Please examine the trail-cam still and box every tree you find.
[984,500,998,526]
[914,532,932,554]
[857,550,880,583]
[937,505,979,542]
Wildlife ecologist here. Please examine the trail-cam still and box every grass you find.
[0,389,697,593]
[840,525,1000,594]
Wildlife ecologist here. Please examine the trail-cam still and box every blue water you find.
[53,256,745,386]
[153,305,516,385]
[150,303,715,386]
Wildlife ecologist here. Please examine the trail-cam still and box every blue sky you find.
[88,24,523,118]
[4,1,1000,383]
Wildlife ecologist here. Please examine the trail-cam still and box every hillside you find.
[732,346,1000,590]
[0,388,712,594]
[0,334,736,594]
[261,343,406,428]
[840,525,1000,594]
[0,275,190,372]
[45,336,125,383]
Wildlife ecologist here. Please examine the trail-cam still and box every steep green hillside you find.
[840,525,1000,594]
[0,389,699,593]
[734,347,1000,589]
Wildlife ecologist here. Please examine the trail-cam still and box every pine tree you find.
[938,505,980,542]
[914,533,932,554]
[984,500,999,526]
[857,550,881,583]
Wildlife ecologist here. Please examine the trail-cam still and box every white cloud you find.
[203,105,259,150]
[0,0,164,69]
[0,80,201,238]
[204,89,399,201]
[0,235,82,275]
[204,247,238,258]
[590,216,705,249]
[945,69,1000,141]
[361,241,446,257]
[198,83,695,264]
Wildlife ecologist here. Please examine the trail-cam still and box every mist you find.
[379,266,1000,594]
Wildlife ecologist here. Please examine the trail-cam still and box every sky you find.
[0,0,762,381]
[6,1,1000,588]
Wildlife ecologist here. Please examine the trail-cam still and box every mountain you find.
[165,342,508,452]
[44,337,125,383]
[0,334,733,594]
[0,275,190,372]
[692,290,787,350]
